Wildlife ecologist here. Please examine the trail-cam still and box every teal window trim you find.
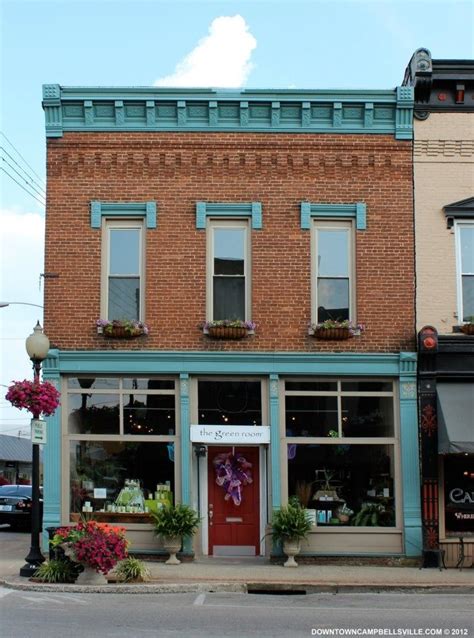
[91,201,157,229]
[301,202,366,230]
[196,202,262,229]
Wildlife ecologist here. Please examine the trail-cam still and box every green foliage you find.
[351,502,394,527]
[151,503,200,539]
[115,557,150,582]
[271,497,312,543]
[33,559,80,583]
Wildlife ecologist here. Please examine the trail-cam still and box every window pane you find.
[286,381,337,392]
[317,278,349,321]
[110,229,140,275]
[67,378,119,390]
[213,277,245,320]
[341,381,393,392]
[69,441,175,518]
[108,277,140,320]
[214,228,245,276]
[462,275,474,320]
[68,394,120,434]
[124,394,176,435]
[460,226,474,273]
[123,379,175,390]
[341,396,394,437]
[285,395,338,436]
[318,229,349,276]
[198,381,262,425]
[288,443,396,527]
[444,455,474,536]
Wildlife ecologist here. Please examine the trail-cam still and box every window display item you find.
[114,479,145,513]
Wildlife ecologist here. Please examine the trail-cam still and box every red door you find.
[208,446,260,556]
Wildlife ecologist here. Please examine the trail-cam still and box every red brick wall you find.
[44,131,414,353]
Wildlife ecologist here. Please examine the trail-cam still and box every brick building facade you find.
[41,85,421,558]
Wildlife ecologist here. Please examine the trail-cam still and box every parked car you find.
[0,485,43,531]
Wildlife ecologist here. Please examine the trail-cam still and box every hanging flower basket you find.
[96,319,149,339]
[203,320,256,340]
[5,380,60,417]
[310,320,364,341]
[460,323,474,335]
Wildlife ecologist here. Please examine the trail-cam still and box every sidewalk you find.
[1,533,472,594]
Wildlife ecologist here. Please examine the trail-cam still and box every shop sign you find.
[190,424,271,444]
[449,488,474,504]
[31,419,47,445]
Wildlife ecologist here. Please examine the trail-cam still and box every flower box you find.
[208,326,248,340]
[102,326,145,339]
[460,323,474,335]
[96,319,149,338]
[203,320,256,340]
[313,327,352,340]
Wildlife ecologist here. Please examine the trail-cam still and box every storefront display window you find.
[65,376,178,523]
[443,455,474,536]
[284,379,398,528]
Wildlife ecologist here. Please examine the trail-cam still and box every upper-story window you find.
[207,220,250,321]
[312,220,355,323]
[102,220,144,321]
[455,222,474,322]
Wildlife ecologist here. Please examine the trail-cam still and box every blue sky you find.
[0,0,473,436]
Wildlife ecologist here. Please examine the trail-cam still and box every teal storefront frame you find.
[42,350,421,557]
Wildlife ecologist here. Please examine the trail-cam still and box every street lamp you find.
[0,302,44,309]
[19,321,50,577]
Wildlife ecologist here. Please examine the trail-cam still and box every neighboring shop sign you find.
[190,424,271,444]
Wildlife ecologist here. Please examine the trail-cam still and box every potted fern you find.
[271,497,312,567]
[150,503,200,564]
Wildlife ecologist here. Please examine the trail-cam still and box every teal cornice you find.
[42,85,413,140]
[300,202,367,230]
[196,202,262,229]
[50,350,415,377]
[90,201,157,228]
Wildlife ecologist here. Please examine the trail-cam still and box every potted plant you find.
[96,319,149,338]
[271,497,312,567]
[460,317,474,335]
[150,503,200,565]
[5,379,60,416]
[309,319,365,341]
[50,520,129,584]
[351,501,394,527]
[336,503,354,524]
[202,319,256,340]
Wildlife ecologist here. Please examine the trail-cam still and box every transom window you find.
[207,220,250,321]
[312,220,354,323]
[455,222,474,322]
[102,220,144,321]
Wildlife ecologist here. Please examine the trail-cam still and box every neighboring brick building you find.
[403,49,474,567]
[41,84,421,558]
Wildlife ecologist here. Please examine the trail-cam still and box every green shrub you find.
[271,497,312,543]
[34,559,79,583]
[115,557,150,582]
[151,503,200,538]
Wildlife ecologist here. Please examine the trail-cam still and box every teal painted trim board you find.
[90,201,157,228]
[269,375,281,508]
[43,85,413,140]
[196,202,262,229]
[300,202,367,230]
[45,350,416,377]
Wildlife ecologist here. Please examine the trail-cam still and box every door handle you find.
[208,503,213,525]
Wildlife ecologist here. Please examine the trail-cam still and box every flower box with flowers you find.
[96,319,149,338]
[309,320,365,341]
[460,320,474,335]
[203,320,256,340]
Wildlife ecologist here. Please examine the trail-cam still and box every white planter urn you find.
[76,565,108,585]
[282,539,301,568]
[162,536,182,565]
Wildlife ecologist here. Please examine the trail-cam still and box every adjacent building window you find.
[102,220,144,321]
[284,379,398,528]
[64,376,177,522]
[312,220,354,323]
[455,222,474,322]
[207,220,250,321]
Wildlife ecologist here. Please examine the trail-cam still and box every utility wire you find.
[0,131,45,184]
[0,167,45,207]
[0,146,45,196]
[1,157,46,201]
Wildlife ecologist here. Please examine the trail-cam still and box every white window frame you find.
[101,218,145,321]
[206,219,251,322]
[454,220,474,323]
[311,219,356,325]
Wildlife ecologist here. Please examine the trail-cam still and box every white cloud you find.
[0,209,45,435]
[154,15,257,88]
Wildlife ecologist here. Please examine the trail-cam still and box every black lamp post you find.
[19,321,50,577]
